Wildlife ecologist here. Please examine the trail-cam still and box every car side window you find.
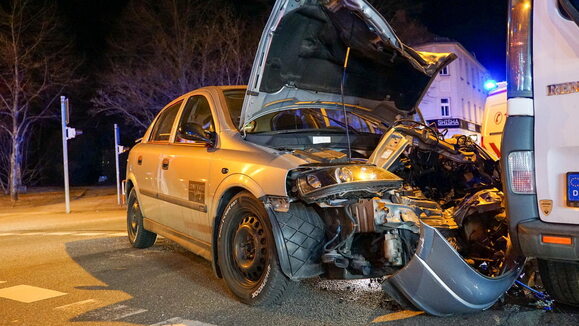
[150,101,182,142]
[175,95,215,143]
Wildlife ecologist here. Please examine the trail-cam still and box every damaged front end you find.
[267,122,523,316]
[243,0,522,316]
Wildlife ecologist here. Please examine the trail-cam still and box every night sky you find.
[60,0,509,80]
[419,0,508,81]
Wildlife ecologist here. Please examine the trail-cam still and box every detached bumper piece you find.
[386,222,523,316]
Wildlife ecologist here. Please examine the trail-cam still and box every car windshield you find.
[244,107,386,135]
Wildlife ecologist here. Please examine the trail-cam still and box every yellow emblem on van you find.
[539,199,553,215]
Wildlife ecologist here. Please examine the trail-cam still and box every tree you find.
[0,0,80,201]
[92,0,262,130]
[368,0,436,45]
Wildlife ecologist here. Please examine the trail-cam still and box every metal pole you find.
[114,124,121,206]
[60,96,70,214]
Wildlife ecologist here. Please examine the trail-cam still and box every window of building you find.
[471,68,476,88]
[440,98,450,117]
[459,58,464,80]
[465,62,470,84]
[439,66,449,75]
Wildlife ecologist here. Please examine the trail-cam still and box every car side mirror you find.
[178,122,214,146]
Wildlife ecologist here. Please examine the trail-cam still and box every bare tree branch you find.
[0,0,81,201]
[91,0,261,130]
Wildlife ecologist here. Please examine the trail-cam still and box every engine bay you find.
[283,120,509,279]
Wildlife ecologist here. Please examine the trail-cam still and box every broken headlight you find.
[295,165,403,202]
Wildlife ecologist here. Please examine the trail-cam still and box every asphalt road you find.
[1,189,578,326]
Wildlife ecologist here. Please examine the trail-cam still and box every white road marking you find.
[0,285,67,303]
[91,304,147,321]
[0,233,16,236]
[0,281,6,284]
[54,299,98,310]
[75,232,105,236]
[151,317,216,326]
[21,232,44,236]
[109,232,127,237]
[49,232,74,235]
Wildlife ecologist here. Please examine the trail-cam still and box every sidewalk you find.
[0,187,126,233]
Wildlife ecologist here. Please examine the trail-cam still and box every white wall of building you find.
[415,42,490,142]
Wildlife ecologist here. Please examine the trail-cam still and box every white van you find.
[481,82,507,158]
[503,0,579,306]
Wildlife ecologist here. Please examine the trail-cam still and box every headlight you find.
[295,165,402,201]
[356,166,377,181]
[306,174,322,188]
[335,167,353,183]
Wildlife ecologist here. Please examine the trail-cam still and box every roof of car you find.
[162,85,247,110]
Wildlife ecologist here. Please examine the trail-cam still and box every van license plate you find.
[567,172,579,207]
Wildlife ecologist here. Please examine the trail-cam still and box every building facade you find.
[415,41,491,143]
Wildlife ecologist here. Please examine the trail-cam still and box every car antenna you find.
[341,46,352,162]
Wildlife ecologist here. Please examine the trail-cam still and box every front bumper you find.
[518,219,579,261]
[386,222,523,316]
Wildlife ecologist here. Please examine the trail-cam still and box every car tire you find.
[127,188,157,249]
[217,191,290,305]
[538,259,579,306]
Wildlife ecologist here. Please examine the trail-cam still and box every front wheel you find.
[538,259,579,306]
[217,191,290,305]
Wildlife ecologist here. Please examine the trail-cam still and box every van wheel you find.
[127,188,157,248]
[538,259,579,306]
[217,191,290,305]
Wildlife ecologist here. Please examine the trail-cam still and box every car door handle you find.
[162,158,170,170]
[137,156,143,165]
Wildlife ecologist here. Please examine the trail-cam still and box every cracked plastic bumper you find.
[387,222,524,316]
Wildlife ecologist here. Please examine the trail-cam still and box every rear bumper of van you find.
[518,219,579,261]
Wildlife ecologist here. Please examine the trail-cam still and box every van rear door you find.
[532,0,579,224]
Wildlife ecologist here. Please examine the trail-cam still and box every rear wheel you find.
[538,259,579,306]
[217,191,290,305]
[127,188,157,248]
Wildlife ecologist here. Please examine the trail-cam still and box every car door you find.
[134,100,182,221]
[158,94,216,243]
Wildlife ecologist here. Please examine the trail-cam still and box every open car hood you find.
[240,0,455,127]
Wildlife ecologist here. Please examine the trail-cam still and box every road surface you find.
[0,188,577,325]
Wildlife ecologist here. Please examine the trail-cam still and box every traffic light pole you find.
[61,96,71,214]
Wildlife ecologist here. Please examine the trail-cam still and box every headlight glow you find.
[356,167,377,180]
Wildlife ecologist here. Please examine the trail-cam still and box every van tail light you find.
[507,151,536,194]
